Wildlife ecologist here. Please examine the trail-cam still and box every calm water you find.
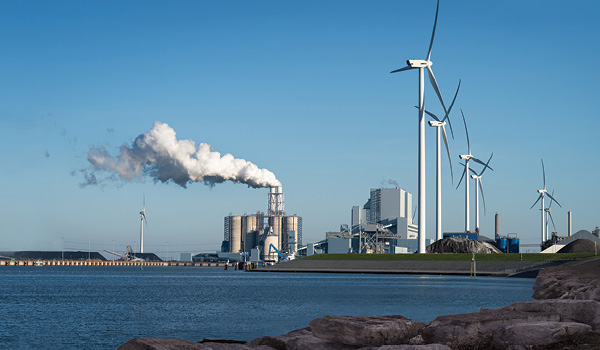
[0,267,534,349]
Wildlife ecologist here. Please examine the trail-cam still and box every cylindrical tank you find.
[496,238,507,253]
[268,216,283,250]
[283,215,299,253]
[508,238,520,253]
[262,234,279,261]
[242,215,258,252]
[229,216,242,253]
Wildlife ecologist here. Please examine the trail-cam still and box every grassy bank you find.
[300,253,597,262]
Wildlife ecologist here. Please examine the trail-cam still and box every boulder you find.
[309,315,425,347]
[502,299,600,330]
[270,327,358,350]
[491,321,592,349]
[533,264,600,301]
[357,345,451,350]
[425,237,501,254]
[117,338,209,350]
[421,308,560,347]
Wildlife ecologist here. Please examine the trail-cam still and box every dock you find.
[0,259,236,267]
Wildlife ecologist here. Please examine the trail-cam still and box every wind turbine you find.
[456,110,493,233]
[468,153,493,234]
[390,0,450,253]
[530,160,561,244]
[139,195,148,254]
[544,190,558,237]
[421,79,461,241]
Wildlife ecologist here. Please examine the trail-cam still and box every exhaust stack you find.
[268,186,285,217]
[568,211,572,237]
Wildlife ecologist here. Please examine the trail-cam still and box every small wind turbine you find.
[390,0,450,253]
[467,153,493,234]
[139,195,148,254]
[421,79,461,241]
[531,161,561,245]
[456,110,493,233]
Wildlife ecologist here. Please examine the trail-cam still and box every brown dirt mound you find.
[558,239,599,254]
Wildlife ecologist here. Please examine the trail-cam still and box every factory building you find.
[352,187,417,239]
[222,186,302,260]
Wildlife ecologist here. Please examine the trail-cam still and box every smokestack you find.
[568,211,572,237]
[495,212,499,239]
[268,186,285,217]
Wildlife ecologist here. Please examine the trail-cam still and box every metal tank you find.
[268,215,283,250]
[229,216,242,253]
[242,215,258,252]
[262,231,279,262]
[495,237,507,253]
[283,215,299,253]
[508,234,520,253]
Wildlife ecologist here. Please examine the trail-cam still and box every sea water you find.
[0,266,534,349]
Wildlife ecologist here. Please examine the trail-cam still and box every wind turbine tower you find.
[469,153,493,234]
[139,195,148,254]
[391,0,450,252]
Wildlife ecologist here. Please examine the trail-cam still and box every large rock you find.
[357,345,451,350]
[425,237,501,254]
[533,263,600,301]
[502,299,600,330]
[491,321,592,349]
[118,338,207,349]
[254,327,358,350]
[309,315,425,347]
[421,308,561,347]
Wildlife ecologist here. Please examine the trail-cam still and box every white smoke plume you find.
[81,121,281,189]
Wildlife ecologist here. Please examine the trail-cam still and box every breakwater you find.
[0,259,233,267]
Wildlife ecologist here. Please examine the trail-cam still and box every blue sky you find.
[1,0,598,257]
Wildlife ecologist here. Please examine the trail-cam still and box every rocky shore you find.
[119,258,600,350]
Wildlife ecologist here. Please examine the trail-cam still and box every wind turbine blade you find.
[548,190,555,209]
[479,178,486,216]
[143,215,149,230]
[416,106,441,121]
[541,159,546,189]
[426,66,449,118]
[548,211,557,232]
[530,194,543,210]
[441,126,453,183]
[426,0,440,62]
[456,167,466,189]
[472,157,494,171]
[391,66,415,73]
[461,109,470,154]
[545,192,562,208]
[143,194,145,210]
[444,79,461,139]
[479,153,494,176]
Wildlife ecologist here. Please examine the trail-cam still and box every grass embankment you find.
[300,253,597,262]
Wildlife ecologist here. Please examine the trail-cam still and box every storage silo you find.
[262,232,279,261]
[268,215,283,250]
[283,215,299,253]
[242,214,258,252]
[229,215,242,253]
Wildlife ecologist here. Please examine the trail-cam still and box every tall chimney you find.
[495,212,500,239]
[568,211,572,237]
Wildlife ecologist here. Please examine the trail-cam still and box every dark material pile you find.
[426,236,502,254]
[0,251,106,260]
[558,239,599,254]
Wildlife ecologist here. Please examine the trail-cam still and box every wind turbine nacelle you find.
[470,175,478,179]
[537,189,546,194]
[406,59,432,68]
[459,154,471,160]
[428,120,445,127]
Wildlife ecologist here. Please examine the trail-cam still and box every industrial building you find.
[222,186,302,261]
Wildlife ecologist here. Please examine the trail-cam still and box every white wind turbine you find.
[391,0,450,253]
[421,79,461,241]
[139,195,148,254]
[530,160,561,244]
[544,190,558,238]
[456,111,493,233]
[467,153,493,234]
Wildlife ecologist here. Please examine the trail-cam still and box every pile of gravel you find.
[558,239,599,254]
[426,236,502,254]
